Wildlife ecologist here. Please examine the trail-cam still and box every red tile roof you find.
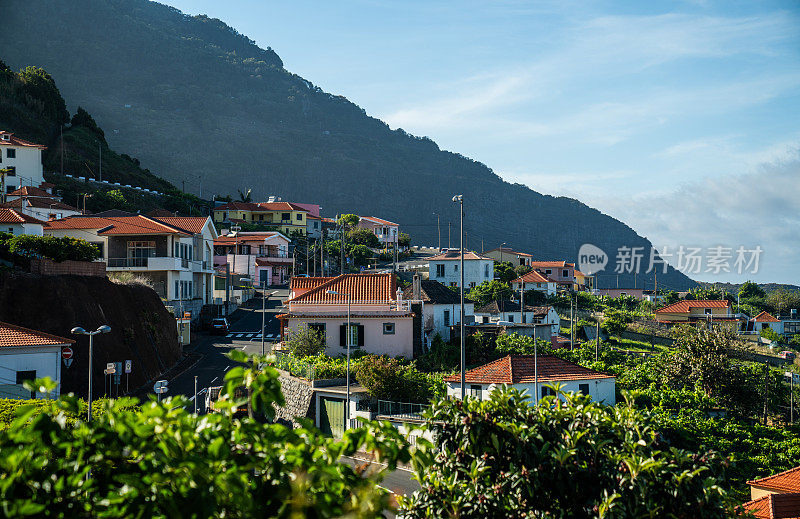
[256,202,308,212]
[444,355,614,384]
[289,273,397,304]
[739,492,800,518]
[656,299,731,314]
[0,197,79,211]
[45,215,192,235]
[486,247,532,257]
[278,312,413,320]
[291,277,335,290]
[512,270,553,284]
[215,232,283,245]
[0,208,46,225]
[529,261,574,268]
[0,132,46,149]
[360,216,398,226]
[750,466,800,494]
[0,322,73,348]
[149,216,207,234]
[573,270,587,277]
[7,186,53,198]
[754,311,781,323]
[428,251,492,261]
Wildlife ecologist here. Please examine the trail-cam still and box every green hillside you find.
[1,0,696,289]
[0,62,207,215]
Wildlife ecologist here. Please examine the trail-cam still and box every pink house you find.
[278,273,415,358]
[530,261,575,290]
[357,216,399,246]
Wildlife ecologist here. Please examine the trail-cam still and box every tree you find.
[7,234,102,262]
[494,261,516,283]
[237,188,252,202]
[70,106,105,140]
[398,232,411,248]
[354,355,433,403]
[466,280,512,307]
[400,386,735,518]
[286,325,326,357]
[514,264,532,277]
[765,288,800,317]
[738,281,765,300]
[0,352,411,516]
[338,213,360,229]
[347,227,381,248]
[601,308,633,336]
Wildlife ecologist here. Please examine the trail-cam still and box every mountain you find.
[1,0,696,289]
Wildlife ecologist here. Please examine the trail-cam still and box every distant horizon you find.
[163,1,797,284]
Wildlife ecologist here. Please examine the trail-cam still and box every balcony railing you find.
[107,257,148,268]
[107,256,210,271]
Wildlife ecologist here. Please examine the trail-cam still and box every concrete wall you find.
[1,145,43,189]
[286,316,414,358]
[273,371,315,428]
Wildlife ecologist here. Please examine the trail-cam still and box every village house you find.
[356,216,399,247]
[510,270,557,296]
[0,208,45,236]
[212,201,309,236]
[445,354,616,405]
[278,273,417,358]
[0,131,46,197]
[0,195,82,221]
[428,250,494,289]
[782,310,800,338]
[738,492,800,519]
[484,246,533,267]
[529,261,576,291]
[573,269,589,291]
[654,300,737,330]
[0,321,73,399]
[402,278,474,343]
[746,465,800,515]
[44,215,217,317]
[473,301,560,333]
[751,311,783,335]
[592,288,645,299]
[213,231,291,286]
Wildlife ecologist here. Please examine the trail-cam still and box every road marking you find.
[235,333,245,338]
[189,395,196,402]
[226,333,234,338]
[224,365,231,372]
[210,376,218,384]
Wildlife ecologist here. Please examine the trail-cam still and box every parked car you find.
[210,318,229,335]
[779,351,796,360]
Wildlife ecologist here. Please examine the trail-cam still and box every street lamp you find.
[500,242,506,265]
[326,289,352,429]
[432,212,441,250]
[452,194,465,400]
[71,324,111,422]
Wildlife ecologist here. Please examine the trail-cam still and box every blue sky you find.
[166,0,800,284]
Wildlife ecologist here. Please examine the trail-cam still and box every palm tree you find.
[238,188,252,202]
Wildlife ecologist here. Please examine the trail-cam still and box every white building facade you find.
[428,251,494,289]
[0,132,45,194]
[0,322,71,399]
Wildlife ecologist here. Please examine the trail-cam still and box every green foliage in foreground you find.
[0,354,411,517]
[399,386,737,518]
[0,232,102,263]
[0,397,138,432]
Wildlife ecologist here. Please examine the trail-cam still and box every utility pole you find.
[448,221,451,249]
[225,263,230,316]
[452,195,465,400]
[261,280,267,356]
[520,278,525,323]
[433,213,441,250]
[596,319,600,361]
[570,293,575,351]
[60,125,64,175]
[194,376,198,414]
[98,142,102,182]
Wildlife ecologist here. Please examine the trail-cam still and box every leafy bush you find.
[400,386,737,517]
[760,326,783,343]
[466,280,511,307]
[286,325,326,357]
[354,356,435,403]
[0,355,411,516]
[108,271,154,288]
[6,234,101,262]
[347,227,381,248]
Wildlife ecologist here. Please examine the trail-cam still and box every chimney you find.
[396,287,403,303]
[412,274,421,301]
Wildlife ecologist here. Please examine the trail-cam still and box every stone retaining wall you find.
[30,258,106,276]
[274,371,315,428]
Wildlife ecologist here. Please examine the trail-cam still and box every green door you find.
[320,397,345,438]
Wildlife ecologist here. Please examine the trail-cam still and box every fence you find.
[376,400,428,420]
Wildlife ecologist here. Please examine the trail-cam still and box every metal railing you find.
[377,400,428,420]
[107,257,148,267]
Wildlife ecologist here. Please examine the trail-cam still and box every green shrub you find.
[7,234,101,262]
[286,325,326,357]
[354,355,435,403]
[760,326,782,343]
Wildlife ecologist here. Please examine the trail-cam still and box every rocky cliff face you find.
[0,272,181,398]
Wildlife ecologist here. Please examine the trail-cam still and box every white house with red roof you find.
[0,321,73,399]
[510,269,557,296]
[529,261,576,290]
[0,131,46,197]
[44,215,217,313]
[278,273,416,358]
[751,311,783,335]
[654,299,738,330]
[357,216,399,247]
[428,250,494,289]
[444,354,616,404]
[213,231,291,286]
[0,208,45,236]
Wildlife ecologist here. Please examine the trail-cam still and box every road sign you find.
[106,362,115,371]
[104,366,115,375]
[61,346,73,360]
[154,380,169,394]
[125,360,132,374]
[114,362,122,385]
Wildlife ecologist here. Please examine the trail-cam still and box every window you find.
[281,212,290,221]
[449,282,457,287]
[537,283,542,288]
[339,324,364,347]
[545,269,552,275]
[704,308,712,315]
[578,383,590,395]
[6,227,12,234]
[484,264,490,278]
[469,282,476,288]
[6,149,15,159]
[762,323,770,331]
[16,370,36,398]
[314,222,319,229]
[563,269,569,277]
[435,264,445,278]
[383,323,395,335]
[443,310,450,327]
[308,323,326,338]
[470,385,482,400]
[508,314,514,323]
[541,386,557,398]
[175,280,179,299]
[786,322,800,335]
[5,166,15,176]
[296,213,302,221]
[128,241,155,261]
[454,264,458,272]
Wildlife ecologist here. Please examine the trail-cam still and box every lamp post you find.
[261,280,267,356]
[71,324,111,422]
[452,194,465,400]
[326,289,352,428]
[500,242,506,265]
[433,212,441,250]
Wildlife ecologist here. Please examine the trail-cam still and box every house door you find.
[319,397,345,438]
[259,269,268,286]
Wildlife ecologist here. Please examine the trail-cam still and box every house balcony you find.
[107,256,206,272]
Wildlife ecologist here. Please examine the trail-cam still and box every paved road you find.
[167,287,289,407]
[340,455,420,497]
